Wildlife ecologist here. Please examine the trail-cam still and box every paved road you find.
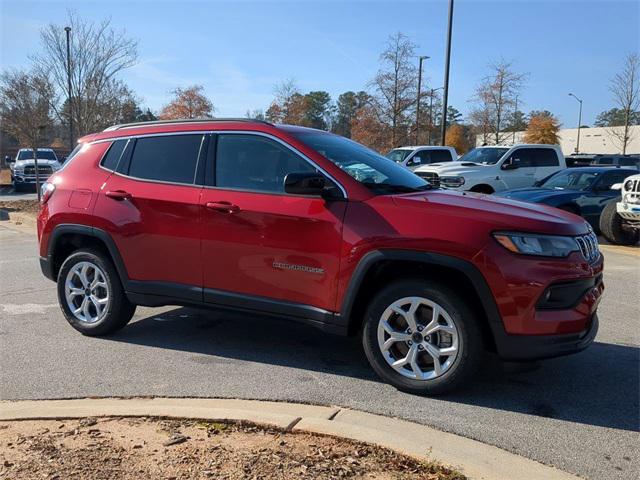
[1,224,638,480]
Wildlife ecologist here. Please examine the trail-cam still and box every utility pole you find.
[512,96,518,144]
[416,56,429,144]
[568,93,583,154]
[65,26,73,151]
[428,87,444,145]
[440,0,454,146]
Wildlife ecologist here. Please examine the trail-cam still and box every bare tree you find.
[32,12,138,139]
[608,53,640,154]
[472,60,526,144]
[0,70,57,199]
[370,32,418,146]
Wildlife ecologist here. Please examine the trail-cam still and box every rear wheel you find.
[57,249,136,336]
[469,184,494,194]
[599,201,639,245]
[362,280,483,395]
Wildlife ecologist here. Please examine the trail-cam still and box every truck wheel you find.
[57,249,136,336]
[469,184,494,194]
[362,280,483,395]
[599,201,640,246]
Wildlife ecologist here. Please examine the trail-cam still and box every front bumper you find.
[13,174,53,185]
[492,313,599,361]
[39,255,55,281]
[617,201,640,221]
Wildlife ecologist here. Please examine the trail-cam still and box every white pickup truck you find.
[413,144,566,193]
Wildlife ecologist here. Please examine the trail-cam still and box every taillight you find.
[41,182,56,204]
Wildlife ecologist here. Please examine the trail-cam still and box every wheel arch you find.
[340,250,501,351]
[46,224,129,283]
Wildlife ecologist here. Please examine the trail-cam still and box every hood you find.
[495,187,581,204]
[415,161,488,175]
[13,159,61,168]
[392,189,589,236]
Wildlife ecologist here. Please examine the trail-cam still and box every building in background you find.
[476,125,640,155]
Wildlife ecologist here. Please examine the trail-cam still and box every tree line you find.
[2,13,639,165]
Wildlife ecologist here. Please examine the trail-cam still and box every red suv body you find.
[37,119,603,394]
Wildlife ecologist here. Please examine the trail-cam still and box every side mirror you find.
[5,156,13,163]
[284,172,326,196]
[501,157,519,170]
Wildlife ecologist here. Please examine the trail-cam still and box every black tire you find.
[599,201,640,246]
[57,248,136,336]
[362,279,484,395]
[13,183,24,193]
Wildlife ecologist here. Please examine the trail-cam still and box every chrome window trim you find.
[89,130,348,198]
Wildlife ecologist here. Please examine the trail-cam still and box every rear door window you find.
[431,149,454,163]
[530,149,560,167]
[127,134,204,184]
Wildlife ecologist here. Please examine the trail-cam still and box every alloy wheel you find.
[65,261,110,324]
[377,296,459,380]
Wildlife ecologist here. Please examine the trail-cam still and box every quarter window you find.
[215,134,315,193]
[100,140,128,171]
[127,135,203,184]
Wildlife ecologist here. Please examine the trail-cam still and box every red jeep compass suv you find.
[37,119,603,394]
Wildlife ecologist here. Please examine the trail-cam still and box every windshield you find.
[541,170,600,190]
[459,147,509,165]
[17,150,57,161]
[291,132,431,194]
[385,149,413,163]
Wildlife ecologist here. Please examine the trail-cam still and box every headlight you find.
[440,176,465,187]
[493,232,579,257]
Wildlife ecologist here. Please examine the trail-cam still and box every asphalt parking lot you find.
[0,223,638,480]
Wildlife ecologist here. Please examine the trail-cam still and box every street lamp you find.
[428,87,444,145]
[568,93,583,154]
[416,55,430,144]
[64,26,73,151]
[440,0,454,146]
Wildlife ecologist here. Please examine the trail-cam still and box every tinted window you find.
[17,150,58,161]
[619,157,639,166]
[100,140,127,171]
[128,135,203,184]
[596,157,614,165]
[386,149,413,163]
[216,134,315,193]
[531,149,559,167]
[511,149,533,168]
[459,147,509,165]
[431,149,454,163]
[598,171,635,189]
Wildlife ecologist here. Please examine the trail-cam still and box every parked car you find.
[8,148,62,191]
[385,146,457,170]
[413,144,566,193]
[496,167,638,231]
[599,173,640,245]
[591,154,640,168]
[37,119,602,394]
[565,154,596,168]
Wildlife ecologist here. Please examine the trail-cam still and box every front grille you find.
[576,231,600,263]
[23,166,53,175]
[416,171,440,187]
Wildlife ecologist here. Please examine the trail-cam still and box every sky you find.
[1,0,638,127]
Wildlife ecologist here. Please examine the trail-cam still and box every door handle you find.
[205,201,240,213]
[105,190,132,201]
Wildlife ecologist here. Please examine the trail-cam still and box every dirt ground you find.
[0,417,465,480]
[0,200,39,215]
[0,169,10,186]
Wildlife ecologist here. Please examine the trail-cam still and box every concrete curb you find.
[0,397,579,480]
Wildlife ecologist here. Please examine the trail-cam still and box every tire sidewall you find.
[362,280,480,395]
[57,250,122,335]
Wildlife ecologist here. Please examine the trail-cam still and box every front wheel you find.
[599,201,640,246]
[57,249,136,336]
[362,280,483,395]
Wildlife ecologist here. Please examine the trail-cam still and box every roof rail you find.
[103,118,273,132]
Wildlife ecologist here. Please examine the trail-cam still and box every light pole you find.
[416,55,430,144]
[428,87,444,145]
[568,93,583,154]
[65,26,73,152]
[512,95,518,144]
[440,0,454,146]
